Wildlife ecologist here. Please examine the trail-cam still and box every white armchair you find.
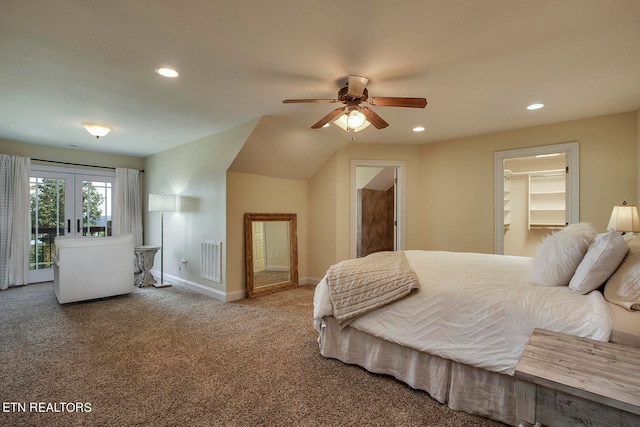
[52,233,135,304]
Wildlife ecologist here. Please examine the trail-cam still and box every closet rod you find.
[32,158,144,173]
[509,168,563,176]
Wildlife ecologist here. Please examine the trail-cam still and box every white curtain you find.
[0,154,31,290]
[113,168,143,246]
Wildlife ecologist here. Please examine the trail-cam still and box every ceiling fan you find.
[282,75,427,131]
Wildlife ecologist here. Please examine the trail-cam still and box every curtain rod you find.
[31,158,144,173]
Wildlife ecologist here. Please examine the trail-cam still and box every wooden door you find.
[252,221,265,272]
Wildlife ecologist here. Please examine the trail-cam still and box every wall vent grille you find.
[200,240,221,283]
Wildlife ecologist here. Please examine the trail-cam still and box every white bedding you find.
[314,250,612,375]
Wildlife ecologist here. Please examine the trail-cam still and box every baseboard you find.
[149,270,320,301]
[266,266,289,272]
[299,276,322,286]
[149,269,246,302]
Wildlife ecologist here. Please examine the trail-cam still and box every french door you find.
[29,166,114,283]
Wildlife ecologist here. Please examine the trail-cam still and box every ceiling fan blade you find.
[347,75,368,98]
[311,107,346,129]
[368,97,427,108]
[283,98,339,104]
[359,106,389,129]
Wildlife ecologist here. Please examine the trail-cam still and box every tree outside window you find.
[29,178,105,271]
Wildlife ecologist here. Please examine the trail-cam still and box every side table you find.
[134,246,160,287]
[515,328,640,427]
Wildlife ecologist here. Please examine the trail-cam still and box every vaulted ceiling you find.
[2,1,640,177]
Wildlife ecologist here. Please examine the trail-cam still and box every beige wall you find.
[143,119,258,301]
[308,111,637,277]
[4,110,639,298]
[308,153,338,281]
[418,111,638,253]
[638,109,640,203]
[308,143,422,279]
[226,171,309,296]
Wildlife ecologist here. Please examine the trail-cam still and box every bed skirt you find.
[318,316,517,426]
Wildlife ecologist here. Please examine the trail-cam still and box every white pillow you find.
[604,238,640,310]
[569,230,628,294]
[530,223,597,287]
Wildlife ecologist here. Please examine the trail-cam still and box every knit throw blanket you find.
[326,251,420,328]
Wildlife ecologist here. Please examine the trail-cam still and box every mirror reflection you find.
[252,221,290,288]
[244,213,298,298]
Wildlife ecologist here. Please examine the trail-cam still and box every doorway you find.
[504,153,567,256]
[494,142,579,255]
[351,160,405,258]
[29,165,115,283]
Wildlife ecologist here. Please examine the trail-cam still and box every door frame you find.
[29,164,115,283]
[350,160,406,259]
[493,142,579,254]
[28,169,75,284]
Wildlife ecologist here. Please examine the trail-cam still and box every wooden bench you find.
[514,329,640,427]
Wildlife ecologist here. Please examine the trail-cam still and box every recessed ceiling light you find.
[527,103,544,110]
[412,126,425,132]
[156,67,179,78]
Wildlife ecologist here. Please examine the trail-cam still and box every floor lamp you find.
[148,193,176,288]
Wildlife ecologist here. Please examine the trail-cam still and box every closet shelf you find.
[528,174,565,230]
[529,223,565,230]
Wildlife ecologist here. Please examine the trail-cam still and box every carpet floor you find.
[0,282,505,426]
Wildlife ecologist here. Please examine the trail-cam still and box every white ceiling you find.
[1,0,640,162]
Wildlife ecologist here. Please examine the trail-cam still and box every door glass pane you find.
[30,177,65,271]
[81,180,112,236]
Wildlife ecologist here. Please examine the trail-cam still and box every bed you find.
[313,224,640,426]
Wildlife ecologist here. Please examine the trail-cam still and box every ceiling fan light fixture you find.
[347,110,367,128]
[334,112,371,132]
[283,74,426,131]
[82,122,112,139]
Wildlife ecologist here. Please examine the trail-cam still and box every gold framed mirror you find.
[244,213,298,298]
